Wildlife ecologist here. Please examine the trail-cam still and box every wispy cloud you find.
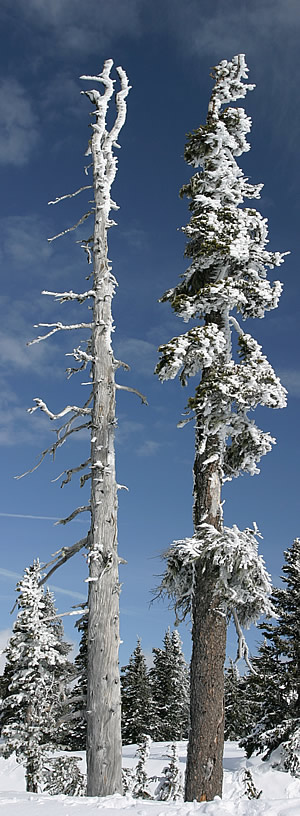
[137,439,161,457]
[278,369,300,398]
[0,79,39,166]
[0,215,52,269]
[114,337,157,377]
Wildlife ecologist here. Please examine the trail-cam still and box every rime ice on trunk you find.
[156,55,287,801]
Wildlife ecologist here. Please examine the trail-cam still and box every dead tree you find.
[17,60,145,796]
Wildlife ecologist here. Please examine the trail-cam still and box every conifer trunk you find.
[185,444,226,801]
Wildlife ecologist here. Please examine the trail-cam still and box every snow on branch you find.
[48,185,92,205]
[42,289,95,304]
[156,324,226,384]
[28,398,91,421]
[156,522,273,631]
[28,321,93,345]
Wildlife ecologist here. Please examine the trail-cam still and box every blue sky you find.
[0,0,299,669]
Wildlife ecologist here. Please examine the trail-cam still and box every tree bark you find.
[86,79,122,796]
[185,433,227,801]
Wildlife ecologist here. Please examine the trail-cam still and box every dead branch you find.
[55,505,91,526]
[115,383,148,405]
[28,321,93,345]
[28,398,91,421]
[39,535,89,585]
[48,210,93,243]
[48,185,92,205]
[42,289,95,304]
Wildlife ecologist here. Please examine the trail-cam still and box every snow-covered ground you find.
[0,741,299,815]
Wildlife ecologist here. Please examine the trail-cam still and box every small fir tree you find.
[155,54,287,800]
[155,744,183,801]
[0,561,72,792]
[150,629,189,741]
[241,539,300,774]
[121,639,152,745]
[132,734,152,799]
[44,755,86,796]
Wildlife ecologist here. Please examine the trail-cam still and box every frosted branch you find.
[39,536,89,585]
[28,398,91,420]
[48,185,92,205]
[115,384,148,405]
[28,321,93,345]
[55,505,91,526]
[42,289,95,304]
[229,316,244,335]
[48,210,93,242]
[232,609,255,673]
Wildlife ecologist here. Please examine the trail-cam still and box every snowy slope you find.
[0,741,299,815]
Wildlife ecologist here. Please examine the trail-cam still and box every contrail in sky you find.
[0,568,86,601]
[0,512,85,523]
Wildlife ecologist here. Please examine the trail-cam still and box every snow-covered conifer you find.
[150,629,189,741]
[224,660,250,741]
[44,755,86,796]
[121,638,152,745]
[155,744,183,801]
[241,539,300,774]
[155,54,287,801]
[64,614,88,751]
[0,561,72,792]
[132,734,152,799]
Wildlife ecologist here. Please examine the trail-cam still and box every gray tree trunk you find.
[85,62,130,797]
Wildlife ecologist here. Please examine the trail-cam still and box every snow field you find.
[0,741,299,815]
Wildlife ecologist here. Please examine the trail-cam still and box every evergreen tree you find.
[155,744,183,801]
[44,755,86,796]
[241,539,300,774]
[65,614,88,751]
[150,629,189,741]
[0,561,72,792]
[132,734,152,799]
[224,660,250,741]
[121,638,152,745]
[155,54,287,800]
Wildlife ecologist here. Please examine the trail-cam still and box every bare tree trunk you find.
[85,62,129,797]
[185,445,226,802]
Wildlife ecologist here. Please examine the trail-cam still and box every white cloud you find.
[0,215,52,269]
[0,79,39,166]
[114,337,157,377]
[136,439,161,457]
[278,369,300,398]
